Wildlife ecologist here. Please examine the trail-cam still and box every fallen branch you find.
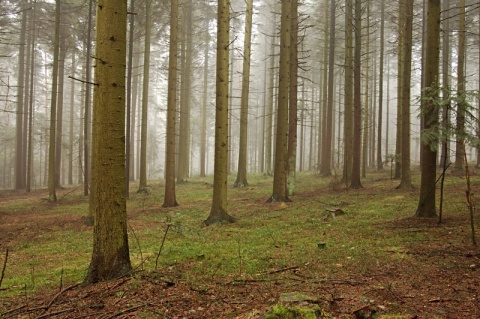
[0,304,26,319]
[105,303,145,319]
[35,308,74,319]
[43,283,80,313]
[155,224,171,270]
[260,265,299,275]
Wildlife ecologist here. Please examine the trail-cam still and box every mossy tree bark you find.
[205,0,236,225]
[85,0,132,283]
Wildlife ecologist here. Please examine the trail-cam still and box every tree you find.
[47,0,61,202]
[350,0,363,189]
[200,16,211,178]
[125,0,135,197]
[287,0,298,195]
[15,1,27,190]
[397,0,414,189]
[376,0,385,170]
[85,0,132,283]
[163,0,179,208]
[84,0,93,197]
[205,0,236,225]
[343,0,354,183]
[454,0,466,173]
[233,0,253,188]
[320,0,335,177]
[264,12,276,177]
[268,0,291,202]
[416,0,440,218]
[137,0,152,193]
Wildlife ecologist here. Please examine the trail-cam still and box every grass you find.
[0,169,479,318]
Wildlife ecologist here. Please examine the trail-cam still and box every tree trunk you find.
[350,0,363,189]
[48,0,61,202]
[440,0,450,167]
[200,18,210,178]
[205,0,236,225]
[264,13,276,177]
[377,0,385,170]
[26,1,37,192]
[234,0,253,188]
[138,0,152,193]
[416,0,440,218]
[84,0,93,197]
[125,0,135,197]
[15,2,27,190]
[320,0,335,177]
[268,0,291,202]
[397,0,414,189]
[287,0,298,195]
[85,0,132,283]
[177,0,193,183]
[55,33,66,188]
[343,0,354,182]
[163,0,179,208]
[68,52,75,185]
[454,0,466,172]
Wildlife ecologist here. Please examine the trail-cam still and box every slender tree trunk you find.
[287,0,298,195]
[15,2,27,190]
[264,13,276,176]
[397,0,414,189]
[234,0,253,188]
[125,0,135,197]
[268,0,291,202]
[55,33,66,188]
[377,0,385,170]
[48,0,61,202]
[343,0,354,182]
[441,0,451,167]
[84,0,93,197]
[362,0,370,178]
[205,0,235,225]
[200,18,210,178]
[395,0,405,180]
[68,52,75,185]
[163,0,179,208]
[26,0,36,192]
[138,0,152,193]
[319,0,329,174]
[320,0,335,177]
[416,0,440,218]
[350,0,363,189]
[454,0,466,172]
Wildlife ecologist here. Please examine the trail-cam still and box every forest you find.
[1,0,480,318]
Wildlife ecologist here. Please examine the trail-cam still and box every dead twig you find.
[155,224,171,270]
[42,283,80,313]
[35,308,74,319]
[105,303,146,319]
[0,304,26,319]
[260,265,299,275]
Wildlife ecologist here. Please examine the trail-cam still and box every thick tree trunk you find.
[416,0,440,218]
[85,0,132,283]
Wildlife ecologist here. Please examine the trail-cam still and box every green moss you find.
[264,304,332,319]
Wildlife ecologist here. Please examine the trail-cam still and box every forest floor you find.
[0,170,479,318]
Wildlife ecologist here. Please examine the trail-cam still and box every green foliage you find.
[264,304,328,319]
[419,84,480,152]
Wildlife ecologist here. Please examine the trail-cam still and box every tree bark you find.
[234,0,254,188]
[85,0,132,283]
[416,0,440,218]
[163,0,179,208]
[268,0,291,202]
[205,0,236,225]
[454,0,466,173]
